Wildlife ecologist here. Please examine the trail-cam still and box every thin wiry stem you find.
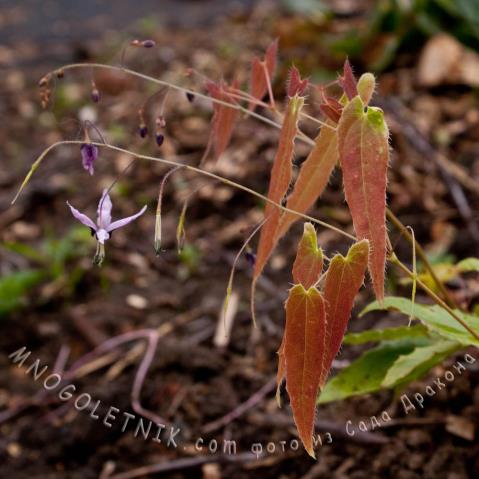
[12,140,355,241]
[42,62,335,134]
[12,140,479,340]
[50,63,287,133]
[386,209,458,309]
[21,63,478,339]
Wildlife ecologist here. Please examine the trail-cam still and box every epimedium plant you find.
[12,38,479,457]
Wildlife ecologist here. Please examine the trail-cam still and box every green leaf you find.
[0,270,44,316]
[318,338,432,404]
[361,297,479,347]
[457,257,479,272]
[382,340,459,388]
[343,324,429,345]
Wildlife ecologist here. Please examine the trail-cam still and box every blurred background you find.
[1,0,479,477]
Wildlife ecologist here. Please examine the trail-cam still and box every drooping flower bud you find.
[141,39,156,48]
[91,81,100,103]
[245,251,256,267]
[55,69,65,79]
[155,133,164,147]
[186,91,195,103]
[139,125,148,138]
[80,143,99,175]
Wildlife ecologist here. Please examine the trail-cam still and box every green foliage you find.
[457,257,479,272]
[318,0,479,70]
[382,339,458,388]
[318,337,433,403]
[178,244,202,277]
[0,270,44,317]
[318,293,479,403]
[343,324,428,345]
[1,226,91,316]
[362,297,479,347]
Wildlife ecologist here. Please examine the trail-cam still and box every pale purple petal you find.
[95,229,110,244]
[107,205,147,232]
[80,144,98,176]
[97,189,112,229]
[66,202,97,231]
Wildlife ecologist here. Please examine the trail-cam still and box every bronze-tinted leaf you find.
[253,94,304,282]
[322,240,369,384]
[337,95,389,300]
[287,66,308,97]
[284,284,327,458]
[206,80,240,162]
[249,39,278,110]
[292,222,323,289]
[277,122,338,240]
[338,59,358,100]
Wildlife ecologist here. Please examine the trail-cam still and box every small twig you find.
[105,452,257,479]
[202,377,276,434]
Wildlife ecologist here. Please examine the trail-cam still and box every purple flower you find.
[67,190,147,264]
[81,144,99,175]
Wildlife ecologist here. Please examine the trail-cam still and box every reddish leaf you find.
[206,80,240,162]
[321,240,369,384]
[253,94,304,282]
[338,95,389,300]
[249,39,278,109]
[319,103,341,123]
[277,122,338,240]
[338,59,358,100]
[276,334,286,405]
[287,66,309,97]
[284,284,327,458]
[292,222,323,289]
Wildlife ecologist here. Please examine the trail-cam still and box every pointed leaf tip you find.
[248,39,278,110]
[339,59,358,100]
[287,66,308,97]
[206,80,239,162]
[292,223,323,289]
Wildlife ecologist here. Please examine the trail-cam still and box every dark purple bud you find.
[91,88,100,103]
[139,125,148,138]
[142,40,156,48]
[155,133,164,147]
[186,91,195,103]
[245,251,256,267]
[81,143,99,175]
